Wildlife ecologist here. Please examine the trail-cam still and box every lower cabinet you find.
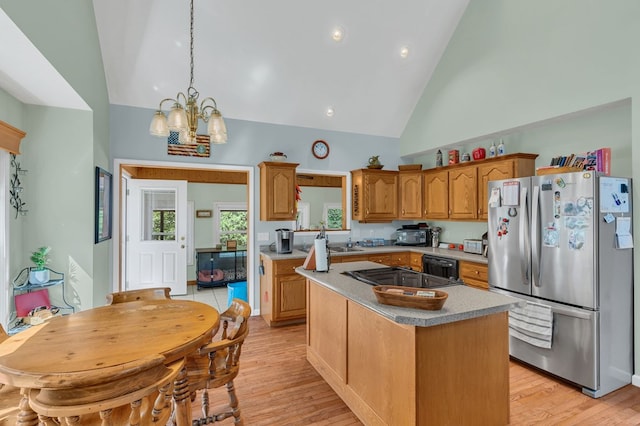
[459,260,489,290]
[306,279,509,425]
[259,255,306,326]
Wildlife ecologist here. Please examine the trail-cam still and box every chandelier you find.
[149,0,227,144]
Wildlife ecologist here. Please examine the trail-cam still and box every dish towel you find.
[508,301,553,349]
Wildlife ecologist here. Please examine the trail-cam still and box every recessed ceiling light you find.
[326,107,335,117]
[332,27,345,42]
[400,46,410,59]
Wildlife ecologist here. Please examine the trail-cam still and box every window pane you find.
[220,211,247,231]
[327,208,343,229]
[142,189,176,240]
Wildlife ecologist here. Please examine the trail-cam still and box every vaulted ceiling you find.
[0,1,469,139]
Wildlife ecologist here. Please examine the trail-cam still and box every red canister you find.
[448,150,459,164]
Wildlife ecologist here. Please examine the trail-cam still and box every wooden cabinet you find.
[306,278,510,425]
[423,169,449,219]
[351,169,398,222]
[459,260,489,290]
[423,153,537,221]
[388,252,410,267]
[367,253,392,265]
[398,171,423,219]
[409,252,424,271]
[476,155,536,220]
[448,165,478,220]
[259,255,306,326]
[258,162,299,221]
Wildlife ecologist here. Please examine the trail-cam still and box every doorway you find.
[113,159,255,308]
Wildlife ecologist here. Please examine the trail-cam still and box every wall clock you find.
[312,140,330,159]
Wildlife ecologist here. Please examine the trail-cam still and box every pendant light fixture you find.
[149,0,227,144]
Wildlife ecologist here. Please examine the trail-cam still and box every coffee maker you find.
[275,229,294,254]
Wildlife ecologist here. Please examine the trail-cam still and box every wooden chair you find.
[106,287,172,304]
[0,326,27,425]
[28,355,184,426]
[187,299,251,425]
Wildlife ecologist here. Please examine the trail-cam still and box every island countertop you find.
[296,261,521,328]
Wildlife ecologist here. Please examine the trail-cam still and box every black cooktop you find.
[342,267,462,289]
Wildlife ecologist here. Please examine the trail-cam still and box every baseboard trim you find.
[632,374,640,388]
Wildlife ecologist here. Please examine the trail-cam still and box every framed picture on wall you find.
[95,167,113,243]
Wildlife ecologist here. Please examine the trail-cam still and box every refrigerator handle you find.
[519,187,530,286]
[531,184,540,287]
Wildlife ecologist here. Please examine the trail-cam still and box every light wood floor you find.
[198,316,640,425]
[1,316,638,425]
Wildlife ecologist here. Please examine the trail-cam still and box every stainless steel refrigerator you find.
[487,172,633,398]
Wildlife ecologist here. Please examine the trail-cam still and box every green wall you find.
[0,1,111,309]
[401,0,640,380]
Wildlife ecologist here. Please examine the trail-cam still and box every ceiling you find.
[0,1,470,139]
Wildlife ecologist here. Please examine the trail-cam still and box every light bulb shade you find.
[178,129,196,145]
[208,112,228,144]
[167,104,188,131]
[149,111,170,137]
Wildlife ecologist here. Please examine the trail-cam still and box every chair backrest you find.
[187,298,251,392]
[28,356,183,425]
[106,287,171,305]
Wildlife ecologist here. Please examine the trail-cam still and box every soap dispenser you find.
[488,142,497,158]
[498,139,506,156]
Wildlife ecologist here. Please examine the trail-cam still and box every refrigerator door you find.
[531,172,597,309]
[491,288,598,393]
[488,177,531,295]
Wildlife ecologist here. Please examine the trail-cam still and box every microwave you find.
[395,229,429,246]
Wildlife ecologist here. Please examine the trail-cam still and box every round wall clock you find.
[312,140,330,159]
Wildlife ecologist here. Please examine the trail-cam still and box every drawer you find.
[273,258,305,275]
[459,261,488,289]
[368,254,392,265]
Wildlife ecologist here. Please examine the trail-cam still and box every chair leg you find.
[225,381,242,425]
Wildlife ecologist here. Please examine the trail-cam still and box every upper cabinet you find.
[398,171,423,220]
[423,169,448,219]
[259,161,299,221]
[423,153,538,221]
[351,169,398,222]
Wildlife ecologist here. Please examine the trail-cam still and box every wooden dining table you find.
[0,299,219,425]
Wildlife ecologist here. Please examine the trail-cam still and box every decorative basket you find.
[372,285,448,310]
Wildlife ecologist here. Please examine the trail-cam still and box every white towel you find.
[508,301,553,349]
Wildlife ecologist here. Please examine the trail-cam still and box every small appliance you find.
[463,239,483,255]
[395,229,428,246]
[275,228,294,254]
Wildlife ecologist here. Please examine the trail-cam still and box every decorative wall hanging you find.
[167,132,211,157]
[95,167,113,243]
[9,154,27,218]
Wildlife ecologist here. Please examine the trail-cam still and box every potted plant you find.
[29,246,51,284]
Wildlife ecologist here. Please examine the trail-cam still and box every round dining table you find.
[0,299,219,426]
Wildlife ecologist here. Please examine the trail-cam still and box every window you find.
[214,202,247,247]
[323,203,343,229]
[152,210,176,240]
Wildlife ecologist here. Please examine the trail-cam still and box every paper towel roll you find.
[314,239,329,272]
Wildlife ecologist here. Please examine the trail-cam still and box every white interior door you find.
[126,179,187,295]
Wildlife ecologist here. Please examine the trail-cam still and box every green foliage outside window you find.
[327,208,343,229]
[152,210,176,240]
[220,211,248,247]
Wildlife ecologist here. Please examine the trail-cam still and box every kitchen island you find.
[297,261,520,426]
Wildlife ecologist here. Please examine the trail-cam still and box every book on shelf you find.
[547,147,610,175]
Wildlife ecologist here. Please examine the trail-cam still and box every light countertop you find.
[296,261,521,328]
[261,245,488,263]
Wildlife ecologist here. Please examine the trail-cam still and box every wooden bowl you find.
[372,285,448,310]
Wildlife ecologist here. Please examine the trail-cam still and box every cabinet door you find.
[388,252,410,267]
[410,252,424,271]
[477,160,514,220]
[423,170,449,219]
[275,274,307,320]
[259,162,298,221]
[448,167,477,220]
[398,172,423,219]
[363,172,398,220]
[368,254,392,265]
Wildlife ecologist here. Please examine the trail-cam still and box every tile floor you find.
[172,285,229,312]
